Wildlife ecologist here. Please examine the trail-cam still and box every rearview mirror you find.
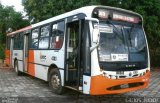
[90,28,100,52]
[92,28,100,43]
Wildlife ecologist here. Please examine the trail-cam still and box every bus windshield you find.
[96,21,148,71]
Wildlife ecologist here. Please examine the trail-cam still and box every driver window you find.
[39,25,50,49]
[50,21,64,49]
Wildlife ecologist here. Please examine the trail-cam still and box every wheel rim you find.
[51,74,60,89]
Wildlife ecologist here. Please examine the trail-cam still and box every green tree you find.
[0,3,30,59]
[22,0,100,23]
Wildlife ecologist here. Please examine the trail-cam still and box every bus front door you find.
[65,20,83,91]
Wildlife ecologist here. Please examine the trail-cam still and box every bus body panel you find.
[89,21,102,77]
[83,75,91,94]
[91,49,101,76]
[35,64,48,81]
[60,69,64,86]
[28,50,35,76]
[33,50,65,68]
[143,28,150,69]
[27,48,65,81]
[18,60,24,72]
[12,50,23,71]
[5,50,10,65]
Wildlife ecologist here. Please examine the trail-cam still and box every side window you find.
[31,28,39,49]
[19,33,24,49]
[39,25,50,49]
[50,21,64,49]
[13,34,19,49]
[13,33,24,50]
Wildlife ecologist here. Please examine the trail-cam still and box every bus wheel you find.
[49,69,64,94]
[14,60,21,76]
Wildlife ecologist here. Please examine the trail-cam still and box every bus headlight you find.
[111,75,116,79]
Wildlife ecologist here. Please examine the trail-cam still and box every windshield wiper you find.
[98,20,124,48]
[106,20,123,40]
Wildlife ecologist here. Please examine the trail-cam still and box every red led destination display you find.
[113,13,140,23]
[93,8,141,23]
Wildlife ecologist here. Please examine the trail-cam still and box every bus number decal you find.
[40,52,46,60]
[51,56,57,61]
[14,53,18,56]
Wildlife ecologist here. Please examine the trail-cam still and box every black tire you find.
[49,69,64,94]
[14,60,22,76]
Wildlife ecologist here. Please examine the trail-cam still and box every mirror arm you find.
[85,17,99,22]
[90,43,99,52]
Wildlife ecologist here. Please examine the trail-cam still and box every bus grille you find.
[107,82,144,90]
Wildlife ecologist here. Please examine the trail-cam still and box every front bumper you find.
[90,70,150,95]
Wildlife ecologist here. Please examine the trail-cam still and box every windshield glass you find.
[98,23,128,62]
[124,25,147,62]
[96,21,148,71]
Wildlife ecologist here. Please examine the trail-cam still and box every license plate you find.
[120,84,129,89]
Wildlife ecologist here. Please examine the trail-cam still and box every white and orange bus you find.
[5,6,150,95]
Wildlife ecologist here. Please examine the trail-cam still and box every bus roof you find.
[7,5,142,36]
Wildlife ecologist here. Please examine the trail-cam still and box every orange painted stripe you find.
[7,26,32,36]
[28,50,35,76]
[90,71,150,95]
[5,50,10,65]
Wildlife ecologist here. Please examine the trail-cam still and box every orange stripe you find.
[7,26,32,36]
[28,50,35,76]
[5,50,10,65]
[90,71,150,95]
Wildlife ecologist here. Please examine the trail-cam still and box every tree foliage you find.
[0,3,30,59]
[0,4,30,43]
[22,0,100,23]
